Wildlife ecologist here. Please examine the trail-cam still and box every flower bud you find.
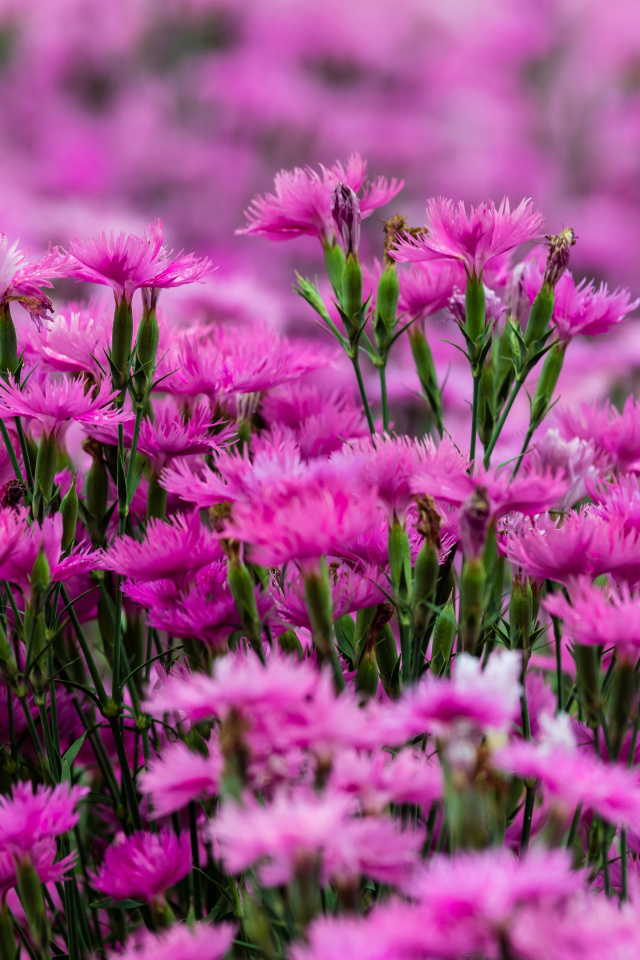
[0,302,18,375]
[408,327,443,434]
[465,270,486,344]
[376,622,400,698]
[304,562,344,693]
[110,297,134,396]
[227,557,263,660]
[524,283,554,347]
[16,857,50,955]
[323,242,345,296]
[529,341,567,430]
[331,183,361,258]
[509,576,533,659]
[477,361,495,449]
[34,430,58,502]
[132,299,160,404]
[459,487,491,560]
[388,518,412,603]
[459,556,486,654]
[277,628,304,659]
[543,228,576,290]
[147,470,167,520]
[355,648,379,700]
[575,643,602,729]
[373,263,400,355]
[412,541,439,640]
[341,252,363,342]
[607,659,637,758]
[60,474,78,551]
[431,600,456,676]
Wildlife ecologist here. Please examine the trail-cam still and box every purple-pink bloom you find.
[542,577,640,661]
[0,235,66,328]
[260,382,369,459]
[110,923,236,960]
[91,829,191,905]
[65,219,212,306]
[391,198,544,275]
[28,301,113,377]
[398,260,465,320]
[555,397,640,473]
[0,782,88,860]
[139,740,222,817]
[238,154,402,244]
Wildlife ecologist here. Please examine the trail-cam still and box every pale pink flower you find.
[28,301,112,376]
[91,829,191,905]
[0,840,77,903]
[139,740,222,817]
[398,260,465,320]
[542,577,640,659]
[260,382,369,459]
[525,428,605,509]
[66,219,212,306]
[330,748,444,814]
[588,473,640,531]
[110,923,236,960]
[555,398,640,473]
[238,154,402,244]
[391,198,544,275]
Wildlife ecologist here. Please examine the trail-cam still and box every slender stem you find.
[189,802,203,921]
[513,425,534,478]
[0,419,24,484]
[628,699,640,768]
[125,404,144,499]
[603,823,611,897]
[565,803,582,850]
[108,715,143,832]
[113,574,124,701]
[60,585,109,708]
[483,374,525,467]
[469,372,480,464]
[14,417,33,491]
[550,608,563,713]
[379,364,389,432]
[350,351,375,434]
[520,783,536,855]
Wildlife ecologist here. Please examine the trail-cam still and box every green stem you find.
[565,803,582,850]
[469,372,480,464]
[113,573,123,702]
[108,716,142,832]
[350,352,375,434]
[189,802,203,921]
[513,425,534,478]
[621,829,628,901]
[483,374,526,467]
[59,585,109,708]
[0,419,24,484]
[125,404,144,502]
[520,783,536,855]
[14,417,33,492]
[379,364,389,432]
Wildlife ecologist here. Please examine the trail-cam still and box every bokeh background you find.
[4,0,640,289]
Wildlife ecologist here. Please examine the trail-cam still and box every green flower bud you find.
[388,518,412,604]
[460,556,486,654]
[408,326,443,434]
[494,318,517,404]
[132,301,159,404]
[607,658,637,758]
[227,557,263,659]
[323,241,345,296]
[431,600,456,676]
[529,341,567,430]
[34,430,58,501]
[412,541,439,640]
[355,648,379,700]
[373,263,399,355]
[509,577,533,658]
[477,361,495,449]
[341,252,363,342]
[277,628,304,660]
[575,643,602,728]
[304,561,344,692]
[376,622,399,696]
[60,475,78,551]
[147,470,167,520]
[110,297,134,395]
[0,303,18,375]
[465,271,486,344]
[16,857,49,955]
[524,282,554,347]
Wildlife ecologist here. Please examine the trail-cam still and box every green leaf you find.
[60,733,86,783]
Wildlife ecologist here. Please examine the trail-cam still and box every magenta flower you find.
[66,219,212,307]
[238,154,402,245]
[543,577,640,661]
[211,789,420,889]
[275,564,384,633]
[0,235,66,328]
[0,370,129,438]
[260,382,369,459]
[139,740,222,817]
[136,400,236,473]
[523,259,639,340]
[0,782,88,860]
[391,197,544,275]
[494,713,640,830]
[111,923,236,960]
[398,260,465,320]
[330,748,444,815]
[28,301,113,377]
[91,829,191,905]
[103,511,222,585]
[0,513,99,598]
[556,397,640,473]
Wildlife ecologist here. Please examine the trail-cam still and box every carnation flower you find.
[28,301,112,376]
[260,382,369,459]
[0,840,76,903]
[0,235,66,328]
[275,564,384,632]
[555,397,640,473]
[238,154,402,244]
[139,740,222,817]
[91,829,191,905]
[391,198,544,275]
[0,370,128,439]
[0,782,88,860]
[110,923,236,960]
[66,219,212,307]
[398,260,465,320]
[543,577,640,660]
[330,748,444,814]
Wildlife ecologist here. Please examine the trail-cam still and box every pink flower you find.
[383,650,522,743]
[28,301,112,377]
[0,840,76,903]
[398,260,465,320]
[139,740,222,817]
[555,398,640,473]
[0,235,66,328]
[523,259,639,341]
[543,577,640,660]
[102,512,222,585]
[494,713,640,829]
[524,428,604,510]
[330,748,444,814]
[588,473,640,531]
[260,382,369,459]
[391,198,544,275]
[0,370,129,438]
[275,564,384,632]
[65,219,212,306]
[91,829,191,905]
[211,789,420,889]
[238,154,402,244]
[110,923,236,960]
[0,782,88,859]
[0,513,99,598]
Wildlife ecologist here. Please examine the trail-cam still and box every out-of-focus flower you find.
[91,829,191,905]
[109,923,236,960]
[0,782,88,859]
[555,398,640,473]
[0,236,66,328]
[139,740,222,817]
